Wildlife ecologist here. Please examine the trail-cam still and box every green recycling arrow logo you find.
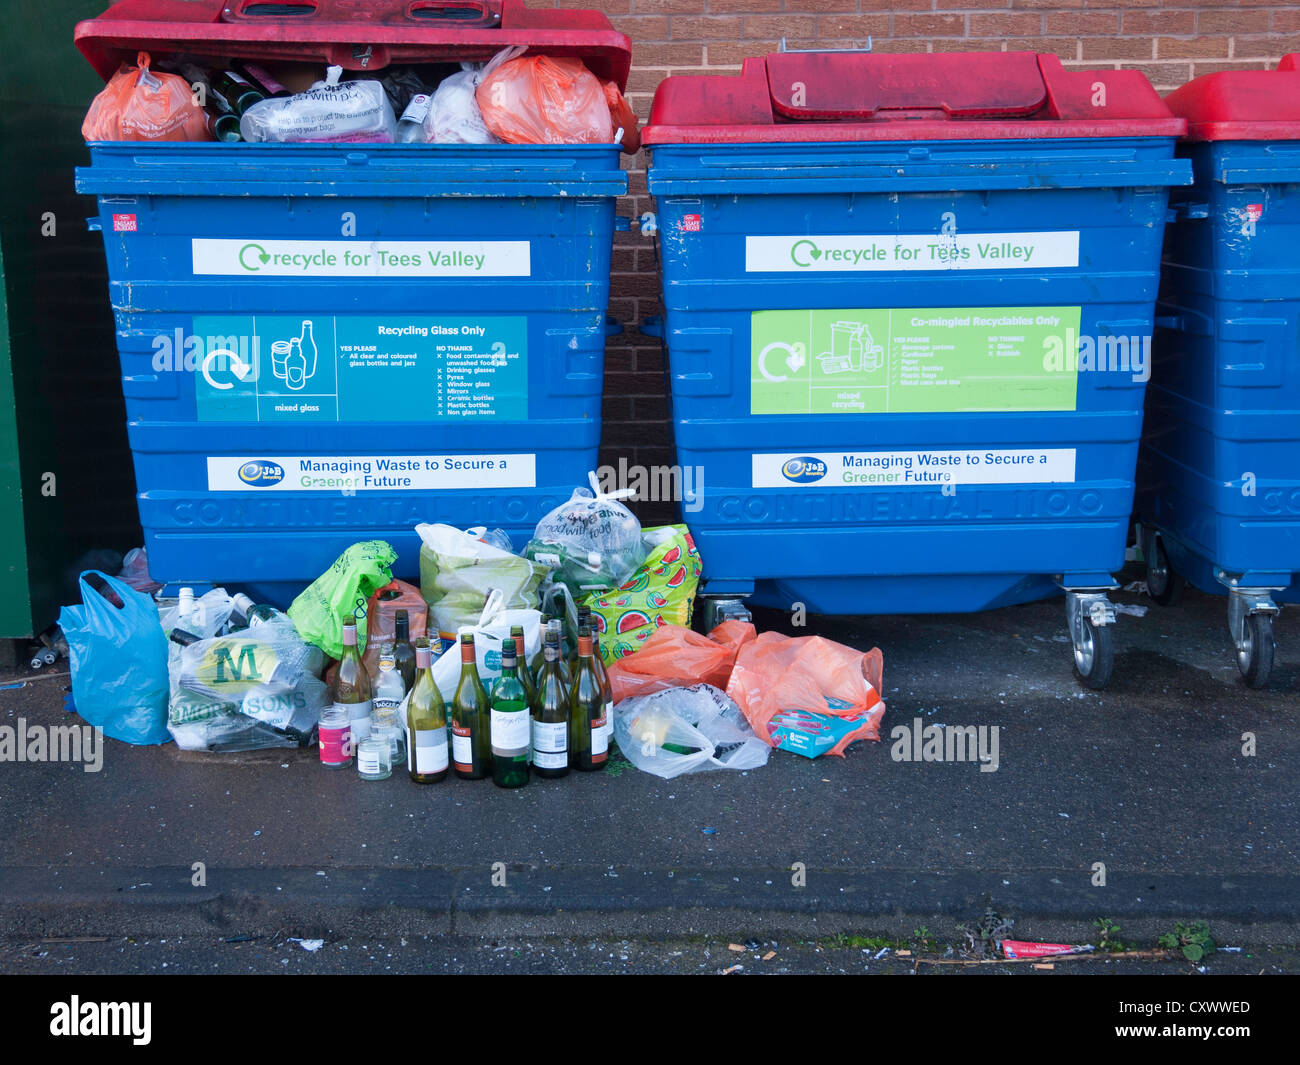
[790,239,822,268]
[239,242,271,272]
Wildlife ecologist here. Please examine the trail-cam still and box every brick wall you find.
[565,0,1293,522]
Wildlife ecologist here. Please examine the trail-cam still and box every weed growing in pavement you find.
[1094,917,1133,953]
[1157,920,1216,963]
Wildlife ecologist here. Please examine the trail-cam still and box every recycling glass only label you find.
[744,232,1079,273]
[191,238,531,277]
[189,314,527,423]
[750,305,1082,415]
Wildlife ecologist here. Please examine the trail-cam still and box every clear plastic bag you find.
[116,546,162,594]
[612,684,770,779]
[167,614,329,752]
[240,65,397,143]
[524,473,645,599]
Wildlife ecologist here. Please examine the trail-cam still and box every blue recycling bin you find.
[1137,55,1300,689]
[73,0,630,598]
[643,51,1191,688]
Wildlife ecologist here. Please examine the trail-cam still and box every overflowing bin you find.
[1138,55,1300,688]
[642,51,1191,688]
[74,0,630,600]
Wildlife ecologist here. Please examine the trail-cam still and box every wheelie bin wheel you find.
[1145,535,1186,607]
[1073,617,1115,691]
[1237,613,1275,690]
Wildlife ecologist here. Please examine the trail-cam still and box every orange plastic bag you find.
[478,55,616,147]
[82,52,210,142]
[606,621,755,702]
[725,633,886,758]
[602,79,641,153]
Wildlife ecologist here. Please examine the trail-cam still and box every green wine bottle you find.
[568,630,607,772]
[407,638,448,784]
[393,609,417,691]
[547,618,571,686]
[510,624,537,709]
[451,632,491,780]
[490,638,530,789]
[531,630,570,779]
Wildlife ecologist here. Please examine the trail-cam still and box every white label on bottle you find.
[401,93,431,122]
[373,697,401,712]
[342,700,372,742]
[452,730,473,766]
[592,714,608,757]
[603,700,614,746]
[414,732,449,774]
[532,717,567,769]
[491,709,530,753]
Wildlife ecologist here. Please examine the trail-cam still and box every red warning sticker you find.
[1246,204,1263,222]
[112,214,138,232]
[680,214,702,232]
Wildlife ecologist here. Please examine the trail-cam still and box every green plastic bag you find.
[287,540,397,659]
[583,525,702,664]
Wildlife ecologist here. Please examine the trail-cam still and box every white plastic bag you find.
[524,472,645,598]
[240,65,397,143]
[429,591,542,701]
[426,64,498,144]
[612,684,770,779]
[417,522,549,639]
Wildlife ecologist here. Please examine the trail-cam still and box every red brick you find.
[869,38,933,53]
[1121,10,1194,34]
[1045,12,1118,35]
[1081,37,1156,61]
[1114,61,1194,90]
[938,0,1011,9]
[670,15,745,39]
[1237,34,1300,57]
[1155,36,1231,60]
[632,0,698,11]
[1013,0,1083,8]
[893,13,968,37]
[780,0,867,11]
[1015,38,1083,58]
[968,12,1043,36]
[585,0,632,14]
[613,15,670,39]
[1190,60,1274,77]
[707,0,782,10]
[743,14,819,38]
[704,41,779,65]
[817,14,893,39]
[636,43,706,66]
[1275,11,1300,34]
[1198,9,1269,34]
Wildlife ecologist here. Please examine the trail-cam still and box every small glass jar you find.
[371,709,406,767]
[356,737,392,781]
[318,706,353,769]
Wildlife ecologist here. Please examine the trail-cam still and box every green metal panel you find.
[0,0,141,638]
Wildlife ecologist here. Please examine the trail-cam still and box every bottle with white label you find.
[396,93,432,143]
[490,638,530,789]
[568,629,607,772]
[451,632,490,780]
[531,630,569,778]
[406,638,448,784]
[332,618,372,748]
[589,624,615,755]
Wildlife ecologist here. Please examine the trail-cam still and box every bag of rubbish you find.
[160,587,236,641]
[613,684,769,779]
[357,579,428,678]
[82,51,210,142]
[429,590,542,700]
[240,65,397,143]
[418,523,548,644]
[726,633,887,759]
[59,571,171,745]
[582,525,702,662]
[477,55,613,146]
[167,613,329,752]
[287,540,397,659]
[426,62,502,144]
[524,474,645,603]
[605,621,752,701]
[116,546,162,595]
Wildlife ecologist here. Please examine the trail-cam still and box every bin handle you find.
[86,217,102,232]
[638,315,664,339]
[1154,315,1185,332]
[1171,202,1210,221]
[604,315,623,338]
[614,216,631,232]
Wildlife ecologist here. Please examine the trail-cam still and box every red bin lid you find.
[75,0,632,89]
[643,51,1183,144]
[1164,55,1300,141]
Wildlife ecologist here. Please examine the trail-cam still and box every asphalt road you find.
[0,569,1295,973]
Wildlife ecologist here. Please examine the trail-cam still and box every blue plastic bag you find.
[59,570,171,746]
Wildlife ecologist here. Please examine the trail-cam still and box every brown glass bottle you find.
[568,631,607,772]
